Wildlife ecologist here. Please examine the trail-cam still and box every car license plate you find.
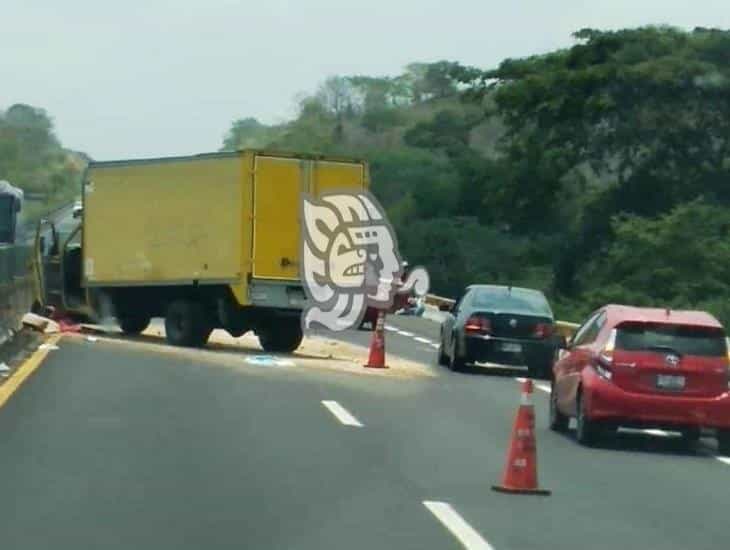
[656,374,685,390]
[500,342,522,353]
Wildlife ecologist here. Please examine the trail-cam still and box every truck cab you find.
[32,202,90,319]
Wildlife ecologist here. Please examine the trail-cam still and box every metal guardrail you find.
[424,293,580,339]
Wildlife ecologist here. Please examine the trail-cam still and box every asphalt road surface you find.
[1,317,729,549]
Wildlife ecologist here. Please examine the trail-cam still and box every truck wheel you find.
[258,321,303,353]
[118,313,151,335]
[165,300,211,347]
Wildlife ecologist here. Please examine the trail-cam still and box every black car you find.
[437,285,558,379]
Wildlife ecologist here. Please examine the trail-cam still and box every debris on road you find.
[38,343,60,351]
[244,355,295,367]
[22,313,60,334]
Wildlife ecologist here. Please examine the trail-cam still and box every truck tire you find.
[258,321,303,353]
[165,300,212,347]
[118,313,151,335]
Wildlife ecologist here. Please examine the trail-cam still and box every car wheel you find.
[680,427,701,447]
[527,363,547,381]
[717,430,730,455]
[575,391,600,446]
[449,339,466,373]
[437,339,449,366]
[549,380,569,433]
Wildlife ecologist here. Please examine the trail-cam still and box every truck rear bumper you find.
[248,279,306,310]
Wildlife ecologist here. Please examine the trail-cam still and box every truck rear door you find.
[252,155,302,280]
[252,155,367,281]
[312,160,366,195]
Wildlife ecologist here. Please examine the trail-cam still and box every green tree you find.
[221,117,283,151]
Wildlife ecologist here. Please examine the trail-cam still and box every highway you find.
[1,316,729,549]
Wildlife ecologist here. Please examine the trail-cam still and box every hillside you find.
[221,27,730,325]
[0,103,87,225]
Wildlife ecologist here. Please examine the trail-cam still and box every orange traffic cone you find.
[364,309,387,369]
[492,379,551,496]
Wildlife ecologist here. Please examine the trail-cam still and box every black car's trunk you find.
[480,311,553,339]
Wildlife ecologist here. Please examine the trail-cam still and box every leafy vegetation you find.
[223,26,730,325]
[0,104,86,227]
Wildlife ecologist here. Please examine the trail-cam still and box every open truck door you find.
[33,217,86,316]
[33,218,63,313]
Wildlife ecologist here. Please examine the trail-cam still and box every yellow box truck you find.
[32,150,369,351]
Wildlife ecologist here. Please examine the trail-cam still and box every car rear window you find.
[616,322,727,357]
[472,288,552,317]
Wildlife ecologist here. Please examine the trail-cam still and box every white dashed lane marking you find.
[385,325,399,332]
[397,331,414,337]
[423,501,494,550]
[321,401,363,427]
[414,336,432,344]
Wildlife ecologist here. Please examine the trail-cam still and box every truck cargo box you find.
[82,150,368,306]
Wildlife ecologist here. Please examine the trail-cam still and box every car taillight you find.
[533,323,554,339]
[596,328,617,380]
[594,362,613,380]
[465,315,491,335]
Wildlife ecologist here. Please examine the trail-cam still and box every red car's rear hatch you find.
[609,322,728,397]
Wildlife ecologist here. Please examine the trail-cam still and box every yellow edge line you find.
[0,334,63,410]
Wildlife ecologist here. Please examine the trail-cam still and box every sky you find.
[3,0,729,160]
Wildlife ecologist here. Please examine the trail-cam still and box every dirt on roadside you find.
[68,323,436,380]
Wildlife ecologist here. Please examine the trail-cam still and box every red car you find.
[550,304,730,453]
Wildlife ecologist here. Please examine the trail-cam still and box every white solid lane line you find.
[321,401,363,427]
[423,501,494,550]
[414,336,432,344]
[715,456,730,466]
[397,331,414,337]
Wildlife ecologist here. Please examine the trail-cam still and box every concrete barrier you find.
[0,244,34,346]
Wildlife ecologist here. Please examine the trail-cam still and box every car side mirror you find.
[438,304,452,312]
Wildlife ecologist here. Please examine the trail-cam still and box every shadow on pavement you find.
[435,361,527,379]
[556,428,716,459]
